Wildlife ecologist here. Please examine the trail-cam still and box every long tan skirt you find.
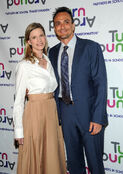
[17,93,66,174]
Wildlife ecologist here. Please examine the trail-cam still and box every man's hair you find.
[53,7,74,23]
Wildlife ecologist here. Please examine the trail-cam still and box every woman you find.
[13,22,66,174]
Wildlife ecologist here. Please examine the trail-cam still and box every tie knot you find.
[64,46,68,51]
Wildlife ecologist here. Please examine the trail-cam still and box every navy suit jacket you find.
[49,36,108,131]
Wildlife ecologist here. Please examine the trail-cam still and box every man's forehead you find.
[54,12,71,20]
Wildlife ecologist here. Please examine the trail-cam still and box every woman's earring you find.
[31,51,33,57]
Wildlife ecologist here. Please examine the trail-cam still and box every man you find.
[49,7,108,174]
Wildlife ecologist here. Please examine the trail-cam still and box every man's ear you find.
[54,26,56,34]
[72,23,75,33]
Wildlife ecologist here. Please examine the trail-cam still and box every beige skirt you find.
[17,93,66,174]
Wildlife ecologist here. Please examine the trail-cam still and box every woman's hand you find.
[15,138,24,145]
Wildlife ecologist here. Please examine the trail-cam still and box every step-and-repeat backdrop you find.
[0,0,123,173]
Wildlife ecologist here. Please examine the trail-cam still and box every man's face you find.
[54,12,75,43]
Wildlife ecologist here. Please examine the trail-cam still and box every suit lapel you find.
[53,37,84,83]
[71,37,82,81]
[53,43,61,83]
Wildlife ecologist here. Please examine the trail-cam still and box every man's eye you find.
[65,20,70,24]
[55,22,60,26]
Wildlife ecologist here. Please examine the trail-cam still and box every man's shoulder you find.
[49,43,61,59]
[49,42,61,51]
[76,36,98,46]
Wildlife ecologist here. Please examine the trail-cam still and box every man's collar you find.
[61,35,76,48]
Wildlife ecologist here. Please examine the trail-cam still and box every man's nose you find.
[61,23,65,28]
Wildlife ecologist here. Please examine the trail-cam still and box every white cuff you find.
[14,128,24,139]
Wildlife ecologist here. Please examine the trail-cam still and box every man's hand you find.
[89,122,102,135]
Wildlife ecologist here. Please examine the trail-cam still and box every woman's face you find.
[28,28,46,53]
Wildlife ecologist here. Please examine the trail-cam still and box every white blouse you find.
[13,54,57,139]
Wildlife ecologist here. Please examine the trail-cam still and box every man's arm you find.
[89,42,108,134]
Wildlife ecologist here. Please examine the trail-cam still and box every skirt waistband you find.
[28,93,54,101]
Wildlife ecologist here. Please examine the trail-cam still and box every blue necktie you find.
[61,46,71,104]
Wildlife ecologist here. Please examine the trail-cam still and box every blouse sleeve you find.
[13,61,28,139]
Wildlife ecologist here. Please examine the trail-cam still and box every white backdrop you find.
[0,0,123,173]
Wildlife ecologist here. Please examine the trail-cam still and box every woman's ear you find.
[28,40,31,45]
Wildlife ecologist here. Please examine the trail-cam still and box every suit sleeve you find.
[90,42,108,126]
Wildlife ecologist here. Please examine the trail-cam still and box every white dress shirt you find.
[13,54,57,139]
[58,35,77,98]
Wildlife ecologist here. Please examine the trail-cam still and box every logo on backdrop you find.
[0,24,8,34]
[7,0,46,9]
[0,24,10,40]
[0,152,15,170]
[93,0,123,6]
[103,141,123,164]
[49,7,96,31]
[101,30,123,53]
[0,108,13,126]
[0,63,14,87]
[107,87,123,109]
[0,63,12,80]
[9,36,25,59]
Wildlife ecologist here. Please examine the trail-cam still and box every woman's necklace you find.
[38,55,47,69]
[38,54,44,61]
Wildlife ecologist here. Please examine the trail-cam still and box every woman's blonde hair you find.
[24,22,48,63]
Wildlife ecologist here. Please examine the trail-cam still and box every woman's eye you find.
[32,36,36,39]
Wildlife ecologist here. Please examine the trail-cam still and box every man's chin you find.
[57,35,69,40]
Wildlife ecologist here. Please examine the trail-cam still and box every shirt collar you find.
[61,34,77,49]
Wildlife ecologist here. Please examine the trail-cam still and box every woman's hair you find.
[24,22,48,63]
